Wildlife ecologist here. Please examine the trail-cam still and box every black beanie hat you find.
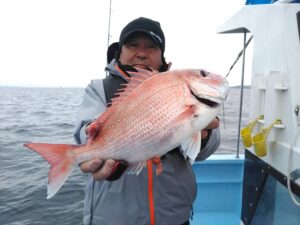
[119,17,165,54]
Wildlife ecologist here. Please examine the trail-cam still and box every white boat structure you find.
[191,2,300,225]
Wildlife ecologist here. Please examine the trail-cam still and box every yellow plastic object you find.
[241,115,264,148]
[253,119,281,157]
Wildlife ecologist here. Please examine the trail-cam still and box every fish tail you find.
[23,143,77,199]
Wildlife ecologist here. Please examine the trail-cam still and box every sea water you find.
[0,86,250,225]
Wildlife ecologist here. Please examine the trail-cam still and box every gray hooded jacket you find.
[74,61,220,225]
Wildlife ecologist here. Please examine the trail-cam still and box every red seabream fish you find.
[24,68,228,199]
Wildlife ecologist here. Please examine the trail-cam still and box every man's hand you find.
[201,118,219,139]
[80,159,128,181]
[80,159,116,180]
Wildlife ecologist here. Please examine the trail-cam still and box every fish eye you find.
[200,70,208,77]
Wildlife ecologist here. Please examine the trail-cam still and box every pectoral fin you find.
[180,131,202,164]
[171,104,197,125]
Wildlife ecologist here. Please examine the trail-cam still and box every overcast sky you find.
[0,0,252,87]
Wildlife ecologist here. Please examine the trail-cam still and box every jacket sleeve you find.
[73,79,107,144]
[195,128,221,161]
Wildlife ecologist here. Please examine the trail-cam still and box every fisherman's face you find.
[119,33,163,70]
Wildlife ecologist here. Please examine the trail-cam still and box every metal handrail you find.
[236,32,251,158]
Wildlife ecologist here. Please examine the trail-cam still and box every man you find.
[74,17,220,225]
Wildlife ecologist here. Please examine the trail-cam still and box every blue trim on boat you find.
[191,154,244,225]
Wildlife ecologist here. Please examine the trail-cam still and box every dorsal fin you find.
[109,68,159,108]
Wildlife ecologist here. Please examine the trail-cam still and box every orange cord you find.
[114,65,130,78]
[147,160,155,225]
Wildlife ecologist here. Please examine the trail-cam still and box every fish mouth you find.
[191,90,220,108]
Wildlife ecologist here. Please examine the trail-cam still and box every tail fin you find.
[24,143,77,199]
